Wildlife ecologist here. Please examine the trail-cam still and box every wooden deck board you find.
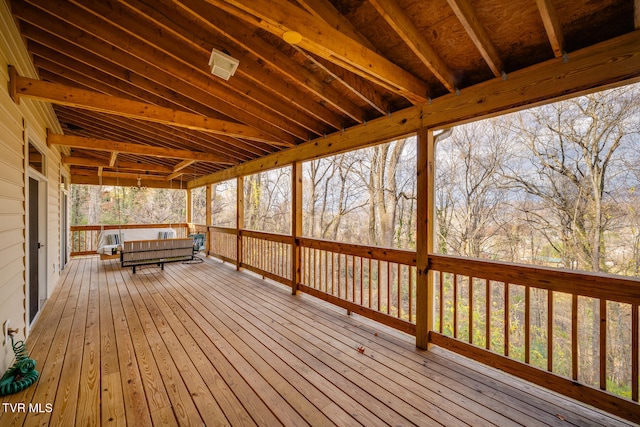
[1,256,636,427]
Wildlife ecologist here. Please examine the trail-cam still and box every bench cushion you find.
[97,228,176,255]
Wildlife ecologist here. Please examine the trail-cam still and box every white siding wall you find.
[0,0,64,371]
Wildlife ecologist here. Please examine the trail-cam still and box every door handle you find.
[38,243,44,249]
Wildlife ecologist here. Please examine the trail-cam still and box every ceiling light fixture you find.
[282,30,302,44]
[208,47,239,81]
[133,175,146,191]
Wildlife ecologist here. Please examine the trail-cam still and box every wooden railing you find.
[208,226,417,334]
[241,230,292,285]
[206,227,640,421]
[428,254,640,422]
[70,223,190,256]
[209,226,238,263]
[298,238,416,335]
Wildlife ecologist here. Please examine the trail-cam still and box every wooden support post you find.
[416,127,435,350]
[291,162,302,294]
[186,188,192,224]
[236,176,244,271]
[205,184,212,255]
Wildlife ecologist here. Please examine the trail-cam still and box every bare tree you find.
[365,139,409,247]
[504,85,640,272]
[435,121,510,257]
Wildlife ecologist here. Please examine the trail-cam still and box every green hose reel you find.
[0,335,39,396]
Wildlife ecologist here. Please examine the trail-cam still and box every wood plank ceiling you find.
[7,0,636,187]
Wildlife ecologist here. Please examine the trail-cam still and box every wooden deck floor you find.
[0,256,635,426]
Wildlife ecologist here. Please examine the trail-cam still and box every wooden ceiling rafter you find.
[15,0,304,145]
[290,0,390,116]
[296,0,378,51]
[205,0,430,104]
[109,152,118,168]
[54,106,263,163]
[535,0,564,58]
[49,133,234,164]
[26,40,258,146]
[62,156,174,174]
[165,160,196,181]
[55,100,271,160]
[446,0,503,78]
[77,0,326,139]
[31,49,258,136]
[33,57,159,109]
[166,0,365,127]
[368,0,457,92]
[310,54,392,116]
[100,171,168,182]
[23,25,286,142]
[15,3,239,121]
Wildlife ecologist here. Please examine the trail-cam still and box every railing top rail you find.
[71,223,190,231]
[208,225,238,234]
[429,253,640,304]
[240,229,293,244]
[298,236,416,265]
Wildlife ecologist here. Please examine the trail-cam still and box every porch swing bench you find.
[120,238,195,273]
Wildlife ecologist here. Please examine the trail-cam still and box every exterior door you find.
[61,190,68,270]
[29,177,39,323]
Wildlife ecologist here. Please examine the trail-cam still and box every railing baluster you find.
[548,291,554,372]
[438,272,443,333]
[469,276,474,345]
[368,258,372,310]
[485,279,490,350]
[525,285,530,365]
[397,263,401,319]
[353,256,357,304]
[600,298,607,390]
[572,293,578,381]
[453,274,458,339]
[360,256,364,306]
[410,266,415,324]
[505,282,510,357]
[386,261,391,315]
[632,303,638,402]
[377,259,381,312]
[337,253,341,299]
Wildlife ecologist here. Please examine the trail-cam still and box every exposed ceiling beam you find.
[10,71,289,145]
[635,0,640,30]
[62,156,173,173]
[109,152,118,167]
[53,106,263,161]
[535,0,564,58]
[173,160,196,173]
[296,0,377,51]
[368,0,456,92]
[190,30,640,188]
[446,0,503,77]
[50,133,234,164]
[70,174,182,189]
[291,47,387,116]
[205,0,429,104]
[101,171,168,181]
